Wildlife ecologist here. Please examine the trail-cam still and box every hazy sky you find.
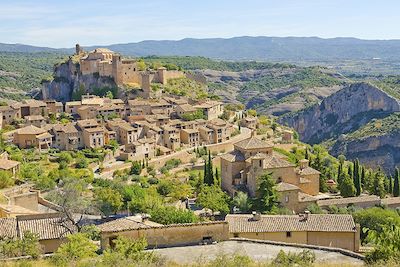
[2,0,400,48]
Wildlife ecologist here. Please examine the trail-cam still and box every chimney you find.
[304,210,310,220]
[299,159,309,170]
[252,211,261,221]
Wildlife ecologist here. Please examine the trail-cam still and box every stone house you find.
[240,116,258,129]
[226,213,360,252]
[24,115,47,128]
[0,104,21,126]
[44,100,63,114]
[175,104,198,119]
[50,123,82,150]
[0,213,75,253]
[13,125,52,151]
[0,158,20,178]
[98,216,229,250]
[220,134,320,212]
[76,119,105,148]
[20,99,48,118]
[180,128,200,147]
[194,101,224,120]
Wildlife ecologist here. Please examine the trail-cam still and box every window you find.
[286,232,291,238]
[233,233,239,238]
[285,195,289,203]
[259,160,262,167]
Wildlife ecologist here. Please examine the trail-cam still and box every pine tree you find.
[394,168,400,197]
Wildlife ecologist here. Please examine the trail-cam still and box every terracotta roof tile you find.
[225,214,356,233]
[234,136,272,150]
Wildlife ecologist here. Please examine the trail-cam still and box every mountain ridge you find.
[3,36,400,61]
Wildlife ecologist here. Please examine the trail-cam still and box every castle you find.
[75,44,185,97]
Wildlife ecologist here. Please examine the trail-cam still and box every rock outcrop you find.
[280,83,400,143]
[280,82,400,172]
[42,58,117,102]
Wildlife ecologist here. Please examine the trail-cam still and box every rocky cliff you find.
[280,83,400,143]
[280,82,400,172]
[42,58,117,102]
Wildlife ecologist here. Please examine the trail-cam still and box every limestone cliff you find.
[280,82,400,172]
[280,83,400,143]
[42,58,117,102]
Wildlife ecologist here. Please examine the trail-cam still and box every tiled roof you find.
[25,115,45,121]
[0,218,18,238]
[16,125,46,135]
[220,150,246,162]
[98,216,162,233]
[99,217,226,233]
[234,136,272,150]
[317,195,381,206]
[297,167,321,176]
[276,182,300,192]
[263,154,295,169]
[0,214,76,240]
[225,214,356,233]
[18,214,74,240]
[177,104,197,112]
[298,192,318,203]
[0,158,20,170]
[53,123,78,134]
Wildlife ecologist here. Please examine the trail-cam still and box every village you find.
[0,47,399,265]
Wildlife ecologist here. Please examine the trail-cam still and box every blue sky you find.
[2,0,400,48]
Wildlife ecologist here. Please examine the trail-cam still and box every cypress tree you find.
[361,166,366,187]
[203,159,208,184]
[305,149,309,160]
[389,176,393,195]
[206,151,214,185]
[394,168,400,197]
[214,168,220,186]
[337,163,343,184]
[353,159,361,196]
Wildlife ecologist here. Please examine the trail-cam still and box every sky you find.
[1,0,400,48]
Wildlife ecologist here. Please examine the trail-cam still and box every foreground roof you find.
[98,216,162,233]
[0,213,76,240]
[225,214,356,233]
[16,125,46,135]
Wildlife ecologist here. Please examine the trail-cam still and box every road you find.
[153,240,363,265]
[94,126,251,179]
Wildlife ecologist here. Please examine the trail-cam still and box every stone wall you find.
[100,221,229,250]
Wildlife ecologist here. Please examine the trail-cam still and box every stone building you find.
[220,134,320,212]
[0,213,75,253]
[79,47,185,92]
[13,125,52,151]
[98,216,229,250]
[50,123,82,150]
[226,213,360,252]
[194,101,224,120]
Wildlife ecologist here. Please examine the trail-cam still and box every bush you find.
[272,249,316,267]
[149,206,198,225]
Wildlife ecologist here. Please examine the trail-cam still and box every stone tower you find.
[112,54,122,86]
[75,44,82,55]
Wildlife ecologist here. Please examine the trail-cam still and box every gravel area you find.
[153,240,363,265]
